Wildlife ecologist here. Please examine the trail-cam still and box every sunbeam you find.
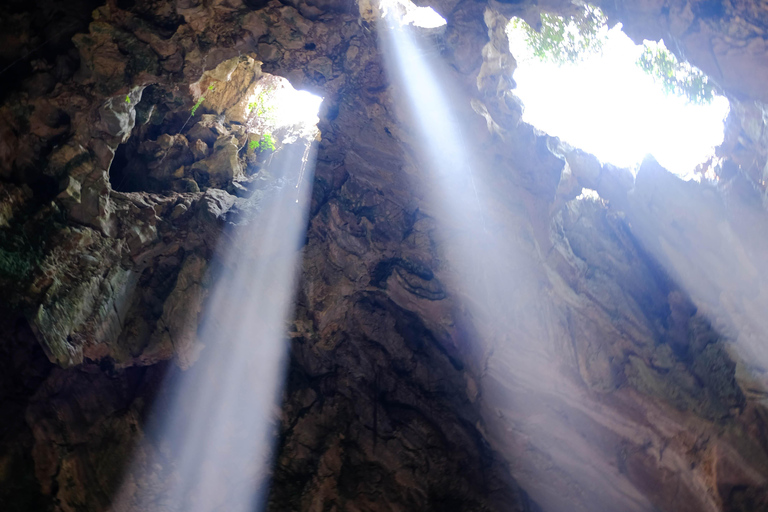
[375,6,669,512]
[111,89,321,512]
[6,0,768,511]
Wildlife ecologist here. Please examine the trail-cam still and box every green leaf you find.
[635,42,714,104]
[191,95,205,116]
[514,5,608,66]
[249,132,276,153]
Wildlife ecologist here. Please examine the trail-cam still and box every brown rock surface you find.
[1,0,768,511]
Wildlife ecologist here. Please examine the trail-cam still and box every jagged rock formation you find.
[2,0,768,511]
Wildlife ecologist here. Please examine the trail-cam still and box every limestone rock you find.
[98,89,143,143]
[190,136,243,188]
[2,0,768,511]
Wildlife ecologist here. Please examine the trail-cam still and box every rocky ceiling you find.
[2,0,768,511]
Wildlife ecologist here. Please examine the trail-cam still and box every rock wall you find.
[1,0,768,511]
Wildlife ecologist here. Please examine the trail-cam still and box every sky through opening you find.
[508,21,730,178]
[379,0,446,28]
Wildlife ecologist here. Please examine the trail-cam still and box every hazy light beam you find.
[111,133,319,512]
[377,14,663,512]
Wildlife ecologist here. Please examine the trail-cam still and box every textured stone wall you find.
[1,0,768,511]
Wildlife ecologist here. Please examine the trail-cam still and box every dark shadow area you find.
[0,0,103,103]
[0,314,55,512]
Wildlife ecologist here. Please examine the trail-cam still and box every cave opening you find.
[507,6,730,180]
[108,62,322,197]
[1,0,768,509]
[379,0,446,28]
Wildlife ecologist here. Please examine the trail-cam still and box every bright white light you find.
[576,188,601,201]
[272,89,324,130]
[403,6,446,28]
[380,0,446,28]
[508,23,730,177]
[245,79,323,142]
